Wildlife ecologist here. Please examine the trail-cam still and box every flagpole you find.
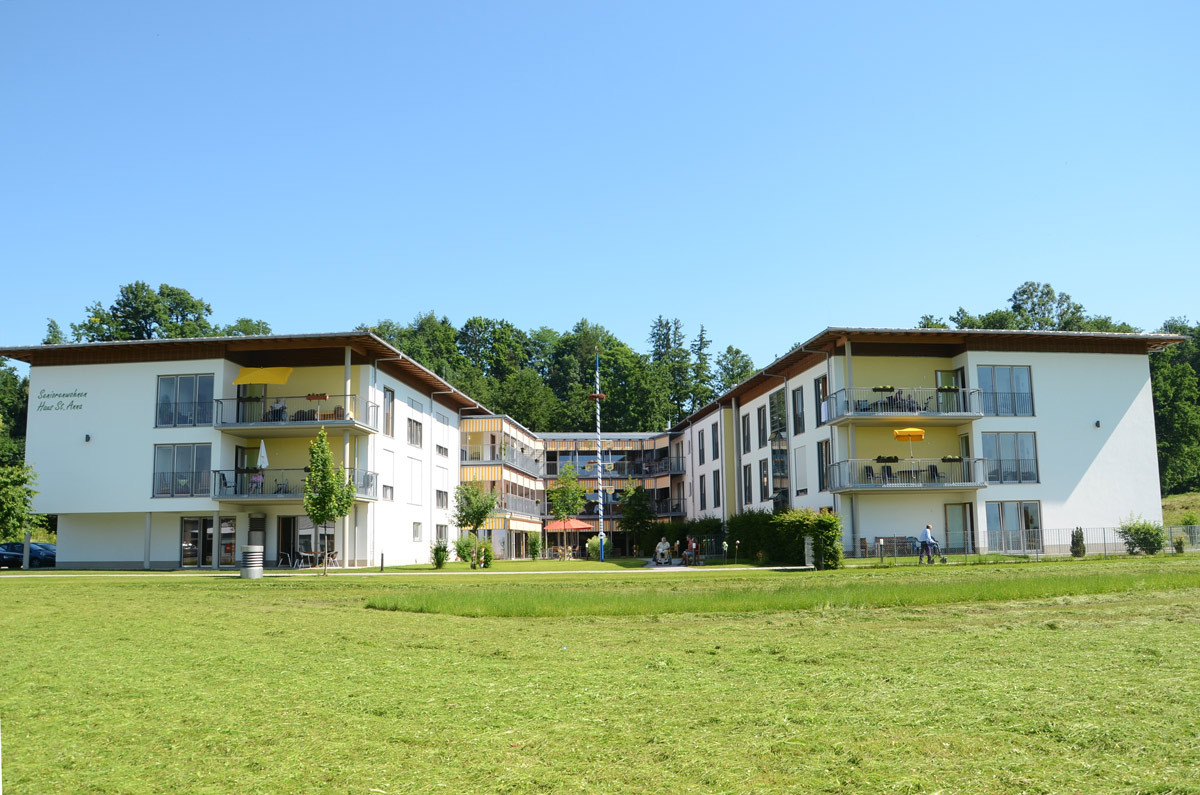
[589,347,606,562]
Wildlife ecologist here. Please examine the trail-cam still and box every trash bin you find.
[241,545,264,580]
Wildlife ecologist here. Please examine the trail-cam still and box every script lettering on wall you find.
[35,388,88,413]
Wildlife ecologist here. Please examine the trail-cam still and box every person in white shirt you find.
[919,524,936,564]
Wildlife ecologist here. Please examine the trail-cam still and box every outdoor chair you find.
[276,551,291,568]
[862,465,883,484]
[880,465,896,484]
[927,464,948,483]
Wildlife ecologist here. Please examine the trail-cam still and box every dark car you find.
[0,542,56,568]
[0,547,21,569]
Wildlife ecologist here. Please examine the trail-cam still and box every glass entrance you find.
[180,517,236,567]
[944,503,974,554]
[936,369,965,412]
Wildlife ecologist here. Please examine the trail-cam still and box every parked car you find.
[0,547,21,569]
[0,542,56,568]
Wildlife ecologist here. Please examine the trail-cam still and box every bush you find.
[1172,534,1186,554]
[527,533,542,560]
[765,509,843,569]
[1070,528,1086,558]
[432,541,449,569]
[726,510,774,562]
[1117,516,1166,556]
[586,535,612,560]
[1181,510,1200,527]
[809,512,844,570]
[453,532,494,568]
[453,533,473,563]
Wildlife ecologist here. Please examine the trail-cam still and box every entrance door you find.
[936,369,965,412]
[181,517,236,567]
[944,503,974,554]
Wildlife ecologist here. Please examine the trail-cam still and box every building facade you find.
[1,326,1180,567]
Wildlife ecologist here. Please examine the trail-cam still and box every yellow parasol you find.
[893,427,925,458]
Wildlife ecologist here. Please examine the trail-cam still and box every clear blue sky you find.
[2,1,1197,368]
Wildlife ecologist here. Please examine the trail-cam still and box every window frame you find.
[792,386,804,435]
[742,463,752,505]
[156,374,214,428]
[153,442,212,497]
[383,387,395,437]
[711,422,719,460]
[816,439,831,492]
[981,431,1039,484]
[814,376,829,427]
[757,406,767,449]
[699,474,707,511]
[407,417,423,448]
[713,469,721,509]
[978,365,1035,416]
[741,414,751,454]
[759,459,769,502]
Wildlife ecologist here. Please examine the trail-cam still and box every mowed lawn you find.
[1,562,1198,793]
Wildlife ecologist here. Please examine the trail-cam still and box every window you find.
[699,474,707,510]
[713,470,721,509]
[817,440,831,492]
[698,431,705,465]
[757,406,767,449]
[154,443,211,497]
[408,397,423,413]
[985,500,1042,553]
[156,374,214,427]
[791,387,805,435]
[711,422,719,460]
[981,432,1039,483]
[436,490,449,509]
[794,446,808,496]
[743,464,752,505]
[759,459,769,502]
[180,516,235,567]
[436,524,448,544]
[436,444,449,457]
[382,485,394,501]
[814,376,829,426]
[413,522,423,542]
[978,365,1034,416]
[741,414,751,454]
[383,387,395,436]
[408,458,422,505]
[408,418,423,447]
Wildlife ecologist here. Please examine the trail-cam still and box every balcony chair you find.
[277,551,291,568]
[880,465,896,485]
[862,465,883,485]
[927,464,948,484]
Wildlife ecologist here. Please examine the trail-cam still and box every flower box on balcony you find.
[306,393,329,401]
[875,455,900,463]
[936,386,959,393]
[941,456,963,463]
[871,386,895,393]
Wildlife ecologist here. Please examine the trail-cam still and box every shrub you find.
[453,533,494,568]
[586,535,612,560]
[809,511,844,570]
[476,538,494,568]
[432,541,449,569]
[527,533,542,560]
[1181,510,1200,527]
[768,509,843,569]
[1117,516,1166,556]
[1070,528,1086,558]
[453,533,473,563]
[727,510,774,562]
[1172,534,1186,554]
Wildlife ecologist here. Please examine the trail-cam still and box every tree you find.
[546,463,586,523]
[302,428,356,574]
[64,282,267,341]
[43,319,66,345]
[715,345,755,393]
[0,464,43,543]
[689,325,715,411]
[452,482,499,567]
[490,368,559,431]
[617,479,658,553]
[217,318,273,336]
[1151,318,1200,495]
[940,281,1138,333]
[0,359,28,467]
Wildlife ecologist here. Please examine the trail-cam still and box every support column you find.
[144,512,152,570]
[211,509,221,569]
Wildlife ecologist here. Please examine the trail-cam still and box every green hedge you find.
[725,508,843,568]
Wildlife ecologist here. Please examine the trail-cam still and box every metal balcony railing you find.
[499,493,540,516]
[985,458,1039,484]
[152,470,212,498]
[212,468,378,499]
[213,395,379,430]
[828,458,987,491]
[543,457,686,479]
[826,387,983,421]
[460,444,542,475]
[980,391,1035,417]
[655,498,686,515]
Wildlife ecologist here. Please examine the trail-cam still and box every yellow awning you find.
[893,428,926,442]
[233,367,293,386]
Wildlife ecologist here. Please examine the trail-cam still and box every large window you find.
[180,516,234,567]
[794,445,808,496]
[792,387,805,435]
[711,422,719,460]
[814,376,829,426]
[741,414,751,454]
[985,500,1042,553]
[757,406,767,449]
[408,418,423,447]
[982,432,1039,483]
[383,387,395,436]
[699,474,707,510]
[743,464,752,505]
[436,490,449,509]
[978,365,1034,416]
[436,524,448,544]
[156,374,214,427]
[698,431,705,465]
[713,470,721,509]
[154,443,212,497]
[759,459,769,502]
[816,440,831,492]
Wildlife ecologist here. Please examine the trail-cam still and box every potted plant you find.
[871,385,895,393]
[941,455,963,463]
[875,455,900,463]
[936,385,959,393]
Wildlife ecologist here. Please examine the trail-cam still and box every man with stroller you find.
[919,524,937,564]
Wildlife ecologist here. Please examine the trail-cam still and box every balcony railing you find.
[152,470,212,498]
[461,444,542,475]
[212,468,378,499]
[655,498,686,515]
[499,493,540,516]
[213,395,379,430]
[985,458,1039,484]
[981,391,1035,417]
[545,457,686,478]
[155,401,214,428]
[826,387,983,421]
[828,458,987,492]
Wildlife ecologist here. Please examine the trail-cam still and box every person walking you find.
[919,524,936,564]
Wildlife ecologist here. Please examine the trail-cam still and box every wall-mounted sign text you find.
[36,388,88,413]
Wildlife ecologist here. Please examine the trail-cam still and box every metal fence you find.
[844,525,1200,563]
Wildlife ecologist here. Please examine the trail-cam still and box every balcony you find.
[828,458,987,493]
[985,458,1039,485]
[498,493,541,516]
[213,395,379,436]
[545,457,686,478]
[461,444,542,476]
[826,387,983,426]
[655,498,686,516]
[212,468,378,500]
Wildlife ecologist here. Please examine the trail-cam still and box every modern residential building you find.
[1,325,1181,567]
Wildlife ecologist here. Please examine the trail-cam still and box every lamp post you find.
[588,347,606,562]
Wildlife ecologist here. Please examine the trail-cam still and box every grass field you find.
[1163,490,1200,525]
[2,560,1198,793]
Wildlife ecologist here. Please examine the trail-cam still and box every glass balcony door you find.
[180,517,235,567]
